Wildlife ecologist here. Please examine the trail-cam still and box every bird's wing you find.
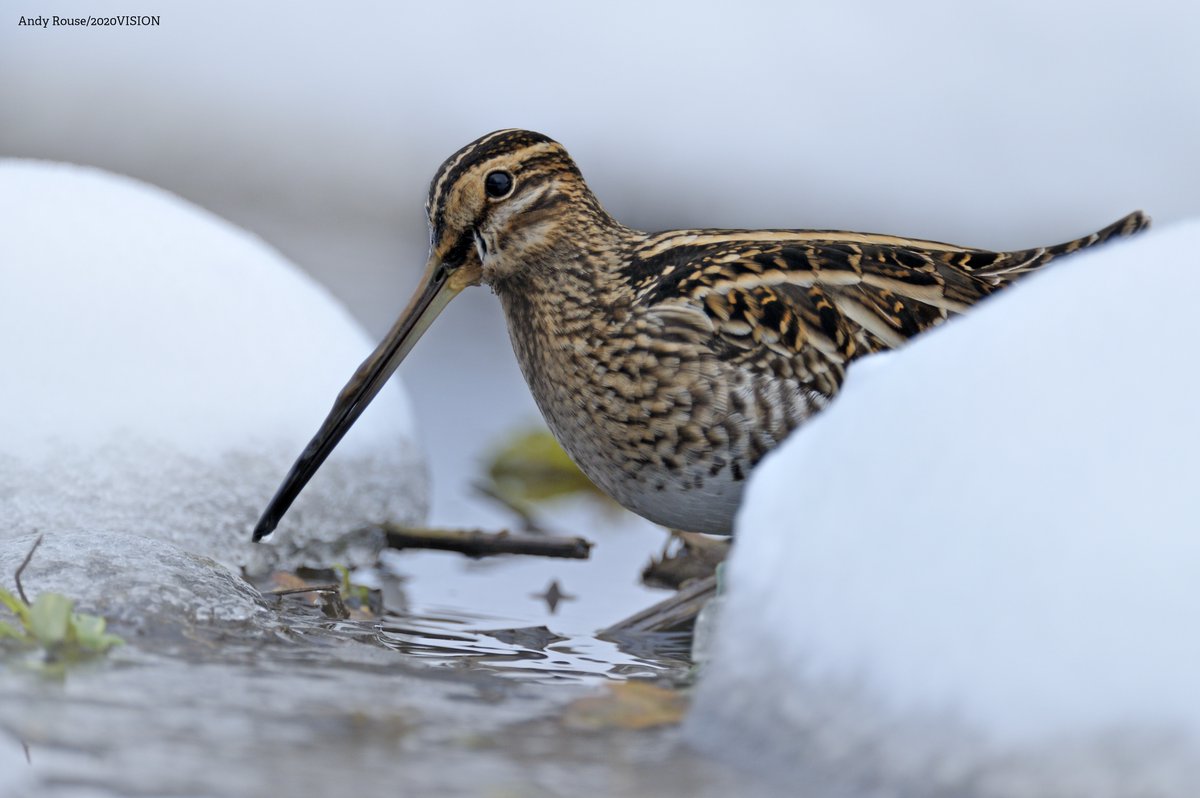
[627,231,1013,398]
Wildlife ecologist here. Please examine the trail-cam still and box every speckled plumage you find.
[252,129,1149,542]
[418,129,1148,534]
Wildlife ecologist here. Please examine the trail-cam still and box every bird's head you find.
[425,128,596,287]
[251,129,594,541]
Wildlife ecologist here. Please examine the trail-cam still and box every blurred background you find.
[4,0,1198,632]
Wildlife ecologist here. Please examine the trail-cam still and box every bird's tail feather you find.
[977,210,1150,283]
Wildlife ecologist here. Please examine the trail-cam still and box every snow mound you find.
[687,220,1200,795]
[0,160,427,573]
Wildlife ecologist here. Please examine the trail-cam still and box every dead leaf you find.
[561,681,688,731]
[268,572,310,591]
[484,429,606,504]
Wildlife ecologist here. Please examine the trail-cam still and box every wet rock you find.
[0,530,272,640]
[0,161,427,575]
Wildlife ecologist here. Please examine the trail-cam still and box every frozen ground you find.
[0,161,426,574]
[688,221,1200,795]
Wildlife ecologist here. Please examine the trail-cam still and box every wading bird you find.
[252,129,1147,541]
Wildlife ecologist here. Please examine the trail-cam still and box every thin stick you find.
[264,583,340,597]
[599,574,718,635]
[380,523,592,560]
[14,533,44,605]
[471,481,546,534]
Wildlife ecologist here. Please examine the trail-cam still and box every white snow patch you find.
[688,220,1200,794]
[0,160,426,571]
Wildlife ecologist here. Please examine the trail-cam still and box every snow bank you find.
[687,221,1200,794]
[0,161,426,572]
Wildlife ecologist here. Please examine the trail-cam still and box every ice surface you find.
[0,730,31,797]
[0,161,426,573]
[0,531,272,639]
[688,221,1200,794]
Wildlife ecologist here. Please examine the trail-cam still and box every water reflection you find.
[373,604,692,683]
[268,587,693,685]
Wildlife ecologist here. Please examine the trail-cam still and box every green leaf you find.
[0,587,31,627]
[332,563,351,591]
[28,593,73,646]
[0,620,29,641]
[97,634,123,651]
[71,613,122,652]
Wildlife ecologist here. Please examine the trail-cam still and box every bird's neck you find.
[493,219,641,468]
[493,212,639,396]
[493,211,639,321]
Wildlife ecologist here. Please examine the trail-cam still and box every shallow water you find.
[373,605,692,683]
[368,500,695,683]
[0,488,748,798]
[264,537,695,686]
[1,546,757,798]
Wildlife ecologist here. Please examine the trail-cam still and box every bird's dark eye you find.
[484,170,513,199]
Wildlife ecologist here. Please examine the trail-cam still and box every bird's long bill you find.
[252,258,461,541]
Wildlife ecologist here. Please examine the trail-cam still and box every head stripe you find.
[427,129,560,242]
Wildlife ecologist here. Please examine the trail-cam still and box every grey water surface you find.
[0,527,769,798]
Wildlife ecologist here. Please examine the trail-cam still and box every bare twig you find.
[264,583,340,597]
[472,481,546,534]
[599,575,717,635]
[14,533,44,605]
[380,523,592,560]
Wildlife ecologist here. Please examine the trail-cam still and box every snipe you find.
[252,129,1148,541]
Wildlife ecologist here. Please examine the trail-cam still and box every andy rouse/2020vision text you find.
[18,15,161,28]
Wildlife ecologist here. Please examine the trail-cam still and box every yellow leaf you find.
[484,429,603,504]
[561,682,688,731]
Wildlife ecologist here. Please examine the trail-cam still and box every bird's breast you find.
[496,282,814,534]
